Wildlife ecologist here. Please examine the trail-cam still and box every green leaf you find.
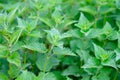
[85,29,102,38]
[79,6,97,15]
[107,31,117,40]
[93,43,108,60]
[66,77,73,80]
[15,70,36,80]
[61,56,77,65]
[102,59,117,69]
[102,22,113,36]
[17,17,26,29]
[84,68,99,75]
[75,12,92,31]
[0,73,9,80]
[116,20,120,29]
[27,30,42,38]
[53,47,76,56]
[25,20,37,32]
[93,44,117,69]
[0,51,9,58]
[0,13,7,24]
[8,64,20,78]
[99,6,115,14]
[10,29,22,45]
[65,29,84,38]
[118,32,120,48]
[35,72,57,80]
[0,0,119,80]
[104,42,117,50]
[100,67,112,75]
[7,6,18,23]
[11,41,24,52]
[36,54,59,72]
[92,68,111,80]
[53,71,66,80]
[116,0,120,9]
[0,45,8,53]
[63,20,77,28]
[82,57,101,68]
[23,42,47,53]
[70,39,91,50]
[39,17,54,28]
[0,45,7,51]
[61,31,73,39]
[45,28,61,45]
[62,65,80,76]
[115,48,120,61]
[92,75,110,80]
[81,74,90,80]
[7,52,21,67]
[52,6,63,24]
[76,50,90,62]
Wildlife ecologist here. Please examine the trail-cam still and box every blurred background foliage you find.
[0,0,120,80]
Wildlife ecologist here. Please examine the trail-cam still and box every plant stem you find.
[24,51,27,64]
[43,45,54,73]
[80,59,82,68]
[43,56,49,73]
[114,70,118,80]
[9,63,12,80]
[103,14,107,24]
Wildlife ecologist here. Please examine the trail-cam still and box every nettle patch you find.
[0,0,120,80]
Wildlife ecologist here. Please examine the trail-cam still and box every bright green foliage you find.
[36,54,59,72]
[75,13,92,31]
[0,0,120,80]
[15,70,36,80]
[0,73,9,80]
[7,52,21,67]
[35,72,57,80]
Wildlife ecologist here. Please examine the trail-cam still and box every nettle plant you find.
[0,0,120,80]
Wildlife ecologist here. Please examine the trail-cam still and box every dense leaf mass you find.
[0,0,120,80]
